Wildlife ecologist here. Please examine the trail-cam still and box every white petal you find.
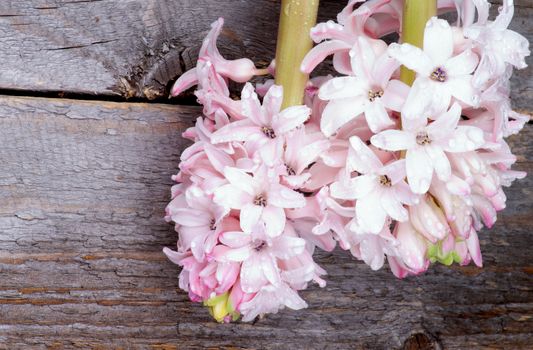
[318,76,368,100]
[426,103,461,141]
[348,136,382,173]
[406,148,433,194]
[330,175,377,200]
[356,195,387,234]
[425,145,451,181]
[274,105,310,134]
[442,126,485,152]
[388,43,432,76]
[241,254,268,293]
[364,101,395,133]
[262,206,286,237]
[268,185,305,208]
[443,49,479,76]
[371,130,416,151]
[240,204,263,233]
[381,190,408,221]
[224,167,256,195]
[446,76,478,107]
[423,17,453,65]
[321,97,366,137]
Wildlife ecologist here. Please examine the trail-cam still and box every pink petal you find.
[219,231,252,248]
[172,208,211,227]
[427,103,461,140]
[213,184,251,209]
[380,190,408,222]
[211,119,260,143]
[395,221,428,272]
[272,236,306,259]
[466,228,482,267]
[381,80,409,112]
[240,203,263,233]
[171,67,198,96]
[348,136,383,173]
[213,245,251,262]
[268,185,305,208]
[260,254,281,286]
[223,167,256,195]
[262,205,286,237]
[240,254,268,293]
[331,175,377,200]
[301,40,352,74]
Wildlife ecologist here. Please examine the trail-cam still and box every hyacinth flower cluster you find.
[164,0,529,322]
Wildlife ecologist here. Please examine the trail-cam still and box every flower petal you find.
[424,17,453,65]
[406,148,433,194]
[268,185,306,208]
[364,100,395,133]
[331,175,377,200]
[356,194,387,234]
[240,254,268,293]
[425,145,451,181]
[261,205,286,237]
[371,130,416,151]
[442,126,485,152]
[240,203,263,233]
[443,49,479,76]
[318,76,368,100]
[321,97,366,137]
[388,43,432,76]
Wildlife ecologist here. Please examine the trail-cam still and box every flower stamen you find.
[379,175,392,187]
[367,89,384,102]
[416,132,431,145]
[251,239,267,252]
[261,126,276,139]
[253,194,267,207]
[285,164,296,176]
[430,67,447,82]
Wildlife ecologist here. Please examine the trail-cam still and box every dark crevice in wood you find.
[0,87,198,106]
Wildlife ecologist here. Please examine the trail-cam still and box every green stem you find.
[275,0,319,109]
[400,0,438,86]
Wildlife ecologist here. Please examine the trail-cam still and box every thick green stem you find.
[275,0,319,109]
[400,0,438,86]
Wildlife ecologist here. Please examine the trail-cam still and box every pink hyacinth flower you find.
[213,166,305,237]
[318,37,408,135]
[211,83,310,166]
[371,103,485,194]
[331,136,417,234]
[388,17,480,118]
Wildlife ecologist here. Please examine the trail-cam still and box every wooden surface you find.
[0,0,531,349]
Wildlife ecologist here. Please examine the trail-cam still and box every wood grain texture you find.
[0,0,530,108]
[0,95,530,349]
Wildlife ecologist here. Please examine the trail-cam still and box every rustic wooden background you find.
[0,1,531,349]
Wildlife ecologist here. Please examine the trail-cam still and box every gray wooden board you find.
[0,0,530,109]
[0,95,531,349]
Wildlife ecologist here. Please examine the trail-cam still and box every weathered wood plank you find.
[0,95,531,349]
[0,1,530,109]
